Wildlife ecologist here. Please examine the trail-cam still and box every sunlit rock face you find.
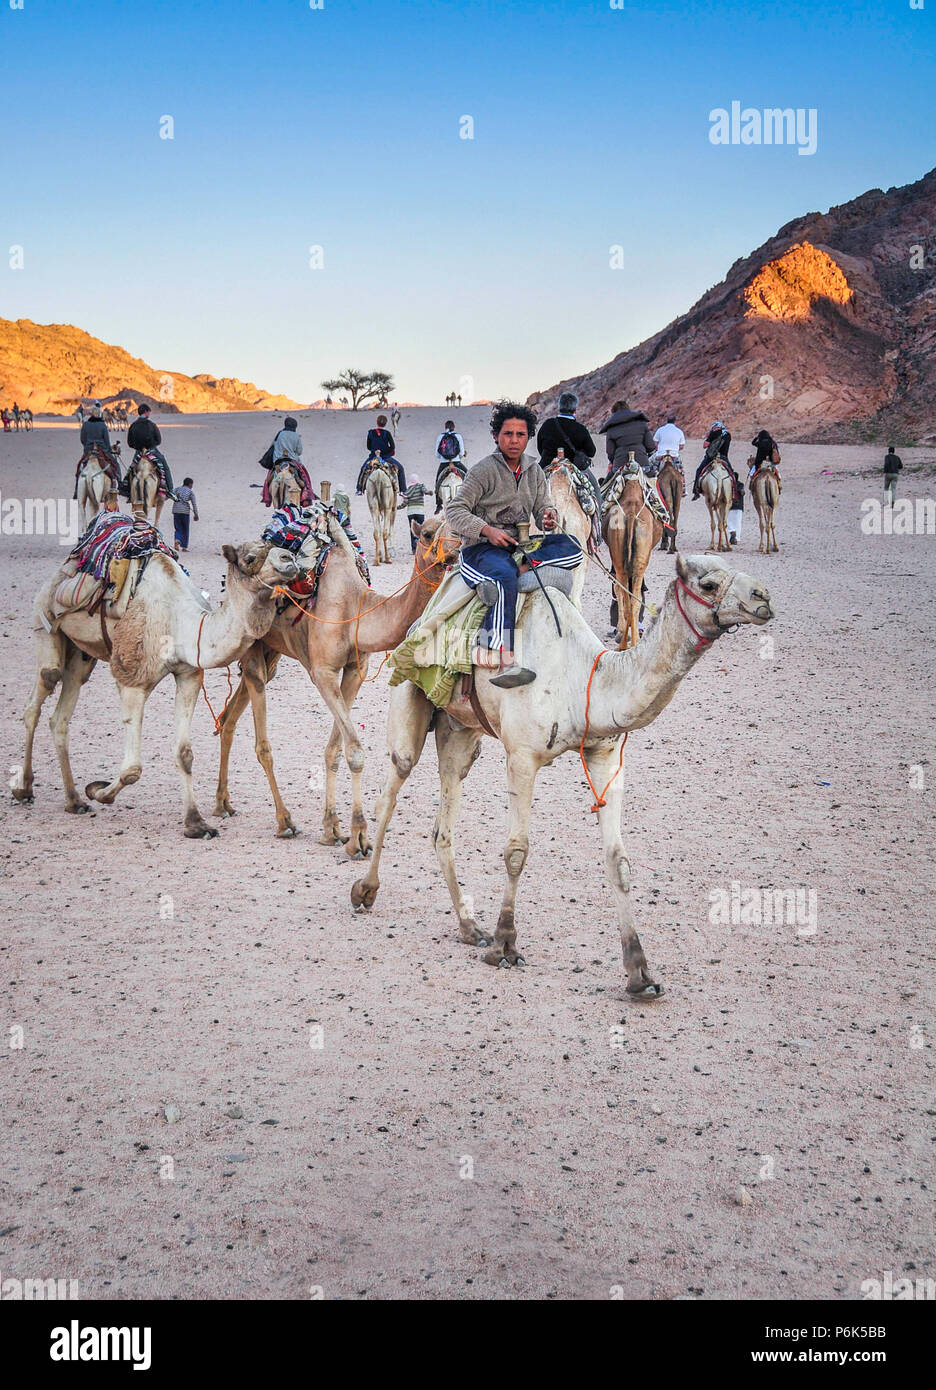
[743,242,853,323]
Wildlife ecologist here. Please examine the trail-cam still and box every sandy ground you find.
[1,406,934,1301]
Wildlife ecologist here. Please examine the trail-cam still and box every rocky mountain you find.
[528,167,936,444]
[0,318,305,414]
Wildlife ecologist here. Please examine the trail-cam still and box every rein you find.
[673,574,733,653]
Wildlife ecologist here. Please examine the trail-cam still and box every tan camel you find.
[214,514,461,852]
[351,553,774,995]
[655,454,682,554]
[76,454,112,528]
[701,460,733,553]
[545,459,594,608]
[365,460,398,564]
[130,452,167,527]
[603,469,663,648]
[269,462,303,511]
[750,462,780,553]
[12,541,301,836]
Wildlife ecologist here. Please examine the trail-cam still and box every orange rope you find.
[271,532,454,685]
[579,649,627,812]
[196,611,235,734]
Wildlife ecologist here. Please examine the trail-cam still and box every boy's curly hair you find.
[490,399,537,440]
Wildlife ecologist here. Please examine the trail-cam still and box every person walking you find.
[172,477,199,552]
[399,473,432,551]
[883,444,903,507]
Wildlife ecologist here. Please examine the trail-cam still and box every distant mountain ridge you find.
[0,319,305,414]
[528,168,936,444]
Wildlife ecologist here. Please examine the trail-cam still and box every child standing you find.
[400,473,432,551]
[172,477,199,551]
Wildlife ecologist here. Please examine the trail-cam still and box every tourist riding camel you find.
[536,391,602,516]
[125,403,175,500]
[352,552,775,989]
[73,402,121,499]
[433,420,467,512]
[599,400,656,475]
[445,401,583,687]
[356,415,405,495]
[749,429,782,491]
[260,417,314,507]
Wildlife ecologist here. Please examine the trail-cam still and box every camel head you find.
[411,514,462,578]
[221,541,301,590]
[674,553,774,639]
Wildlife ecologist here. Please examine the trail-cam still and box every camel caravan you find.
[14,396,781,996]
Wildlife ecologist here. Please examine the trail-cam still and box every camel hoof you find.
[67,802,92,815]
[350,878,377,910]
[84,780,110,801]
[10,788,33,805]
[627,981,665,1001]
[215,806,236,818]
[184,820,219,840]
[276,825,300,838]
[515,955,526,967]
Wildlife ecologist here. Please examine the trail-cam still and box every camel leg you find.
[214,673,252,817]
[240,652,298,838]
[171,669,219,838]
[340,663,370,857]
[350,682,434,909]
[320,662,369,855]
[50,646,97,814]
[85,683,150,806]
[585,742,663,999]
[432,716,485,945]
[310,665,368,849]
[707,505,716,550]
[482,750,538,968]
[13,629,68,804]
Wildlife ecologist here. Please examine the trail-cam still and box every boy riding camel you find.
[445,401,582,688]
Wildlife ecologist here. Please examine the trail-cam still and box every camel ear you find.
[675,552,689,581]
[411,519,422,539]
[221,543,239,567]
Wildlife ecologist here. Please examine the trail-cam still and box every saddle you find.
[602,462,672,526]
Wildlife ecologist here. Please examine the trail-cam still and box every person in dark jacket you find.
[536,391,602,514]
[356,414,405,493]
[691,421,736,499]
[125,404,175,497]
[883,445,902,507]
[73,402,120,496]
[599,400,656,475]
[748,429,782,492]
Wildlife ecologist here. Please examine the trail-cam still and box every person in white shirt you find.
[653,416,685,460]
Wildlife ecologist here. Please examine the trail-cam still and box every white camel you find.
[76,454,113,528]
[701,461,733,553]
[12,540,301,836]
[365,460,398,564]
[437,467,465,510]
[352,553,774,997]
[545,459,595,608]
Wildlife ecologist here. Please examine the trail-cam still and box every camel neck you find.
[583,582,711,739]
[354,558,440,654]
[182,567,275,669]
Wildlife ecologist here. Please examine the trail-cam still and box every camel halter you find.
[673,573,734,653]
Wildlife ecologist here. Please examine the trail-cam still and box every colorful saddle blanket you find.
[70,511,176,581]
[261,462,315,508]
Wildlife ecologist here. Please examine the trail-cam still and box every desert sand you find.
[1,406,933,1300]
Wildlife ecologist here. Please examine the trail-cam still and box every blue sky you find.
[2,0,933,403]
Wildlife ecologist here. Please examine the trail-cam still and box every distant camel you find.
[269,462,303,511]
[701,460,733,553]
[603,467,662,648]
[365,459,398,564]
[750,460,780,553]
[655,454,682,553]
[131,451,167,528]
